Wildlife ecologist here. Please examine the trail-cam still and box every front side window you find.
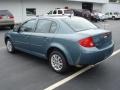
[48,11,52,15]
[20,19,36,32]
[35,20,52,33]
[62,17,97,32]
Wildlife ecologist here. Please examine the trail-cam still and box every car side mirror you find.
[13,25,20,32]
[24,27,31,32]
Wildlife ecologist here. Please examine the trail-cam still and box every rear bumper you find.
[0,21,14,26]
[78,42,114,65]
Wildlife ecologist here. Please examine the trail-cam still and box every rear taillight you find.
[9,16,14,19]
[0,16,2,19]
[79,37,95,48]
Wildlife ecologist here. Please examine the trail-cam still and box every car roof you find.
[0,10,12,16]
[29,15,84,23]
[37,15,82,20]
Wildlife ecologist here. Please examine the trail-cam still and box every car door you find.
[13,19,37,51]
[29,19,57,57]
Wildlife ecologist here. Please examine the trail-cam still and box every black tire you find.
[10,25,14,29]
[112,16,115,20]
[6,39,15,53]
[49,50,69,73]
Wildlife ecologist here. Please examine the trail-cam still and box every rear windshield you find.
[62,17,97,32]
[0,10,12,16]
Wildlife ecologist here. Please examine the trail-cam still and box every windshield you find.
[62,17,97,32]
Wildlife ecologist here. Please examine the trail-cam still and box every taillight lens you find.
[9,16,14,19]
[0,16,2,19]
[79,37,95,48]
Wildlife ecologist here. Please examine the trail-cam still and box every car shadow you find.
[10,50,84,75]
[0,27,11,31]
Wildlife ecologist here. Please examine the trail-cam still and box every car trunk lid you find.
[78,29,112,49]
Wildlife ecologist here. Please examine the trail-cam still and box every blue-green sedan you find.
[5,16,114,73]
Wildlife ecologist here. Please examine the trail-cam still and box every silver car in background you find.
[0,10,14,29]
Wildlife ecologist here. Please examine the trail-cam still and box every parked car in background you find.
[105,12,120,20]
[5,16,114,73]
[47,8,74,16]
[47,8,98,22]
[91,10,100,22]
[72,9,91,20]
[0,10,14,29]
[95,12,107,21]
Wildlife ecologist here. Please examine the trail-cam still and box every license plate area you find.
[94,32,112,49]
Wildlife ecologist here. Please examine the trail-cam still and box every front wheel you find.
[112,16,115,20]
[6,39,15,53]
[49,50,69,73]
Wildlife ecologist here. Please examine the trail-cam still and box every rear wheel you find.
[49,50,69,73]
[6,39,15,53]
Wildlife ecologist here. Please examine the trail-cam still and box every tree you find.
[109,0,117,2]
[109,0,120,2]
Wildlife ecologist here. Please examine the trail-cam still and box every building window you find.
[26,8,36,16]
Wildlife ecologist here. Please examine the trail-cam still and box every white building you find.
[0,0,109,23]
[102,2,120,13]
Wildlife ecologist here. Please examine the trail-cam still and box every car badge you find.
[104,35,108,39]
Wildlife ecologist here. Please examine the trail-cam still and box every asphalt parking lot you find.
[0,20,120,90]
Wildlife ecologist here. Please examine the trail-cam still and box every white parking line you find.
[44,49,120,90]
[111,49,120,57]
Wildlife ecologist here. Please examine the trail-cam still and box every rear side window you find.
[0,10,12,16]
[58,10,62,14]
[35,20,52,33]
